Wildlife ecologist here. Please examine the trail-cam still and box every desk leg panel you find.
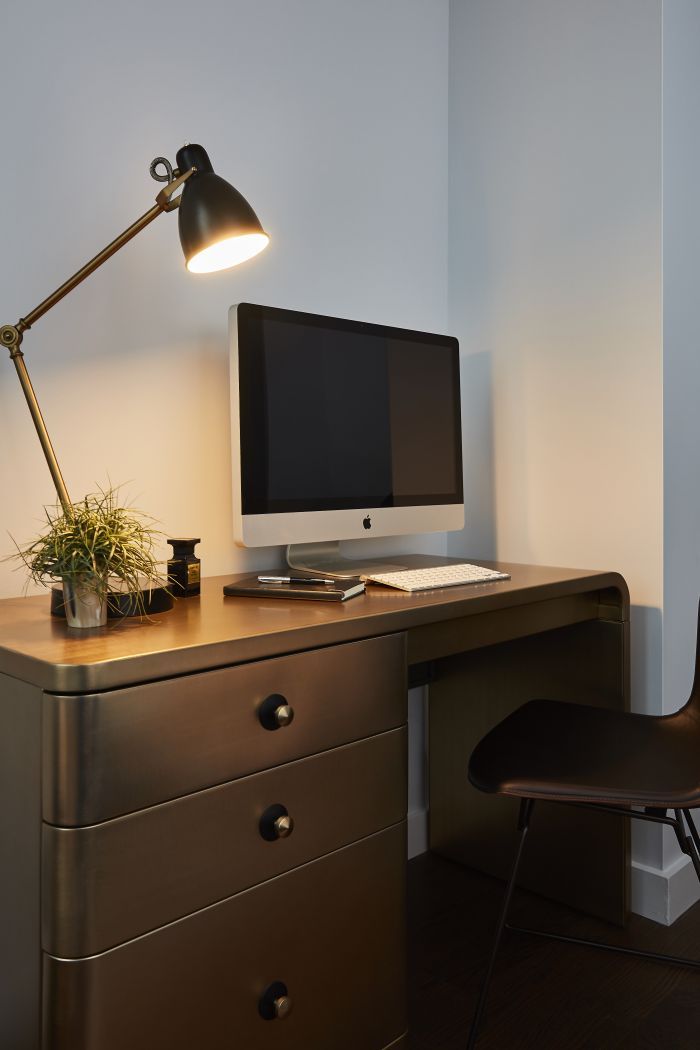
[0,673,42,1050]
[429,619,629,925]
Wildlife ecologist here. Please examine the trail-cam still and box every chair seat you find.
[468,699,700,808]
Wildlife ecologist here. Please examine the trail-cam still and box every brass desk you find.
[0,559,629,1050]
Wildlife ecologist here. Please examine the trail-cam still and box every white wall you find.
[448,0,662,612]
[0,0,450,594]
[654,0,700,919]
[663,0,700,715]
[448,0,669,910]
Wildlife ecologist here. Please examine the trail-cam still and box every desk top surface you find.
[0,558,628,693]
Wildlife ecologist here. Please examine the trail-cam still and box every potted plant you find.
[11,487,165,628]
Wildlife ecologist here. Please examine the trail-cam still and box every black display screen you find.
[237,304,463,514]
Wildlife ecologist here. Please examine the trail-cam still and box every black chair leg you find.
[683,809,700,855]
[466,798,534,1050]
[683,809,700,873]
[506,807,700,972]
[674,808,700,884]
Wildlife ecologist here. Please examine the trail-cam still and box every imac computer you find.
[229,303,464,577]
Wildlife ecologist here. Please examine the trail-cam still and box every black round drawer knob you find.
[260,803,295,841]
[258,694,295,730]
[259,981,292,1020]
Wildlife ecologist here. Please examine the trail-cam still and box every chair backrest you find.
[682,599,700,717]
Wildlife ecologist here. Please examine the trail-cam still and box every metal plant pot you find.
[62,577,108,629]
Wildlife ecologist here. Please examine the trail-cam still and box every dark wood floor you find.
[407,854,700,1049]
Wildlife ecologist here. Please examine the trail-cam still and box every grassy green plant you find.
[11,486,165,614]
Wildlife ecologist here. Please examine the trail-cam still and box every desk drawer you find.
[43,633,406,825]
[43,727,407,957]
[43,822,406,1050]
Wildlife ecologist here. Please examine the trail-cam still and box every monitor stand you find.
[286,541,408,579]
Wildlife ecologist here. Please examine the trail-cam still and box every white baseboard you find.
[407,807,428,859]
[631,855,700,925]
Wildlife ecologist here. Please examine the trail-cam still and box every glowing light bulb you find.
[187,232,269,274]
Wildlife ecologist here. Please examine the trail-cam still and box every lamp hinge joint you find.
[1,324,23,358]
[155,166,196,212]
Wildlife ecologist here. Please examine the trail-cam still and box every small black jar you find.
[167,538,201,597]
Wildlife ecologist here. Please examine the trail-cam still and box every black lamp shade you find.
[175,144,269,273]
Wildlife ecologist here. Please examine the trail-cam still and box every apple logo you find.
[363,515,372,530]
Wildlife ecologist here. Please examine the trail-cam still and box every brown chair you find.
[465,607,700,1048]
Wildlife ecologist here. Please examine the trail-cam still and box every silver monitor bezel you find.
[229,303,465,549]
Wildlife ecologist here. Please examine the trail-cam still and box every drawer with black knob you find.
[43,822,407,1050]
[42,632,407,826]
[42,726,407,957]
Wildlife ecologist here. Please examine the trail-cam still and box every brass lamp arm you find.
[0,166,196,514]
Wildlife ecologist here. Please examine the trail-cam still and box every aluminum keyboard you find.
[363,563,511,592]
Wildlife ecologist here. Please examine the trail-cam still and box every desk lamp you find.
[1,143,269,513]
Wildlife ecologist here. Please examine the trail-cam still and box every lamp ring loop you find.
[149,157,175,184]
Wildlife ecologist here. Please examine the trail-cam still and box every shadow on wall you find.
[447,350,495,561]
[627,602,694,881]
[630,604,663,717]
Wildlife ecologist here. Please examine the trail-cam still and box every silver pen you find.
[258,575,336,585]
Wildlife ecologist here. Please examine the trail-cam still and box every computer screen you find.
[230,303,464,562]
